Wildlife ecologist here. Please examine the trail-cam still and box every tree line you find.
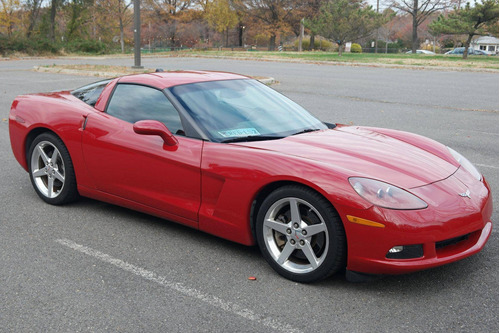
[0,0,498,56]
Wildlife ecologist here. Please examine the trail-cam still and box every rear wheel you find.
[28,132,78,205]
[256,185,346,283]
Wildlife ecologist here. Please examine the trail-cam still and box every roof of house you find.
[472,36,499,45]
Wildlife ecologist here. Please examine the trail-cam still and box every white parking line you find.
[476,163,499,169]
[55,238,302,333]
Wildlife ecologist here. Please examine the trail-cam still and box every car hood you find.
[236,126,458,189]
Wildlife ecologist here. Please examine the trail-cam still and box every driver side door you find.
[82,83,202,223]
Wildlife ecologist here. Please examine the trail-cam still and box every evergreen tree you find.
[429,0,499,59]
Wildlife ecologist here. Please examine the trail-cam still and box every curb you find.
[33,66,277,85]
[5,54,497,73]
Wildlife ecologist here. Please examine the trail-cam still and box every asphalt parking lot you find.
[0,57,498,332]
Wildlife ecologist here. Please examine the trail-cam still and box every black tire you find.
[256,185,346,283]
[28,132,79,205]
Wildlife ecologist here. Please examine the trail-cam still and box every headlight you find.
[349,177,428,210]
[447,147,482,181]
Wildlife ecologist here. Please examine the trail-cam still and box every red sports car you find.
[9,71,492,283]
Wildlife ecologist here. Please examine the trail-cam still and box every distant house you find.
[471,36,499,54]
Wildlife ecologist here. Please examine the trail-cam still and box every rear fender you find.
[9,92,95,189]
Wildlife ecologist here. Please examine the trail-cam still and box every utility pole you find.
[133,0,143,69]
[298,18,304,52]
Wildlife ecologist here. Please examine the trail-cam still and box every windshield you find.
[169,79,327,142]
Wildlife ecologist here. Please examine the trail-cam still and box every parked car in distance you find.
[472,49,494,55]
[406,50,436,54]
[445,47,493,55]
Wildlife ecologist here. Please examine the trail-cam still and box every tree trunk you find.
[26,0,41,38]
[411,0,419,53]
[50,0,57,41]
[310,34,315,50]
[238,24,243,47]
[338,43,343,56]
[268,33,276,51]
[225,27,229,47]
[463,34,473,59]
[120,16,125,53]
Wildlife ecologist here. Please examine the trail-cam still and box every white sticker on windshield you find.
[218,128,261,138]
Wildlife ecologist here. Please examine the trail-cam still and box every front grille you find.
[436,234,469,250]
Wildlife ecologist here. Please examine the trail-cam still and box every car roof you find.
[117,70,249,89]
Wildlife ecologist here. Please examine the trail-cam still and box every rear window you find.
[72,79,112,107]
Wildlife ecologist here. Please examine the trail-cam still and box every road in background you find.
[0,57,498,332]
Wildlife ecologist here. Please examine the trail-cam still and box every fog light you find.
[389,246,403,253]
[386,244,424,259]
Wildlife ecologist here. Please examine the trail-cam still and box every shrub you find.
[386,42,401,50]
[0,36,61,55]
[421,44,441,53]
[65,39,108,54]
[350,43,362,53]
[33,38,61,53]
[294,37,334,51]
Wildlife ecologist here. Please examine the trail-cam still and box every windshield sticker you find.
[218,128,261,138]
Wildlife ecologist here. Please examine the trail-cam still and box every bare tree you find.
[145,0,192,46]
[100,0,132,53]
[391,0,450,52]
[25,0,44,37]
[236,0,301,51]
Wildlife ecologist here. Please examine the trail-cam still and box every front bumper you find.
[338,168,493,275]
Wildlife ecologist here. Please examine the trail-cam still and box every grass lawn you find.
[166,50,499,70]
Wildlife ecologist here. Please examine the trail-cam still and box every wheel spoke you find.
[277,242,295,265]
[32,168,46,178]
[289,198,301,224]
[51,148,59,164]
[264,219,290,235]
[301,241,319,269]
[38,146,49,165]
[47,177,54,198]
[53,170,65,182]
[303,223,327,237]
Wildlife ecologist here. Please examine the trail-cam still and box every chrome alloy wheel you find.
[30,141,66,199]
[263,197,329,274]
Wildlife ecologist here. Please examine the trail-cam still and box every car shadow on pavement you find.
[66,197,498,293]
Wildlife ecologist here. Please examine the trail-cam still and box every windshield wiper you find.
[291,128,321,136]
[221,135,284,143]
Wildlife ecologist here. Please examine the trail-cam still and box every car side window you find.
[72,79,112,107]
[106,84,184,135]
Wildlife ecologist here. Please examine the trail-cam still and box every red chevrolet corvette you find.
[9,70,492,282]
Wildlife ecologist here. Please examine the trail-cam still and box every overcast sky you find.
[365,0,392,11]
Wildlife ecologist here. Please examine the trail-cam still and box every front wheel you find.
[28,132,79,205]
[256,185,346,283]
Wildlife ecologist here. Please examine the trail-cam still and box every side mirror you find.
[133,120,178,146]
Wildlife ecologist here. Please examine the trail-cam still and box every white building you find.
[471,36,499,54]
